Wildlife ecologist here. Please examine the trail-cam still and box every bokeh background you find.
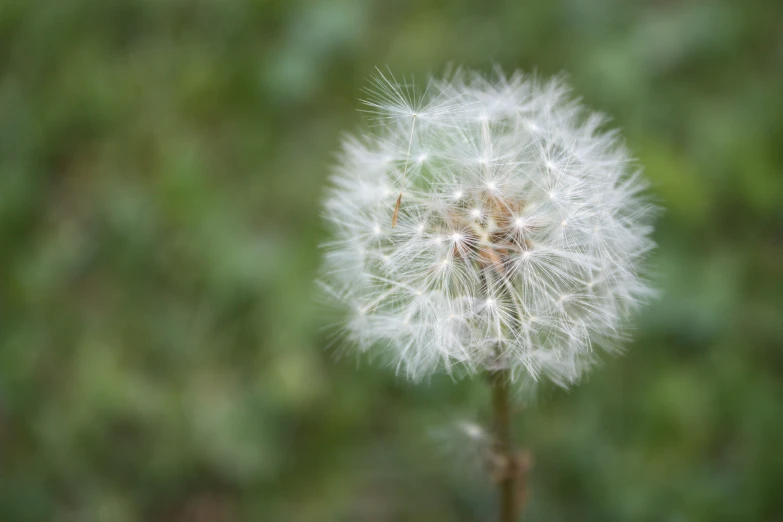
[1,0,782,520]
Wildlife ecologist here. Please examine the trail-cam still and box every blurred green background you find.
[1,0,782,520]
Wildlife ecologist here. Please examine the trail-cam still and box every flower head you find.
[320,68,656,387]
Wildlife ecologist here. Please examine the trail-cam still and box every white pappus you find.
[319,68,657,389]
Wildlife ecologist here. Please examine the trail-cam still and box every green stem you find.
[489,367,517,522]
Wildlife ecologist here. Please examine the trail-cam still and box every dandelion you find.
[319,68,657,521]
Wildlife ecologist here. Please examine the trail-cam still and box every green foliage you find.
[0,0,781,520]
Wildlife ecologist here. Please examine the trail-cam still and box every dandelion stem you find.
[489,367,517,522]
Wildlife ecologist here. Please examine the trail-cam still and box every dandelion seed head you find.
[320,68,657,387]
